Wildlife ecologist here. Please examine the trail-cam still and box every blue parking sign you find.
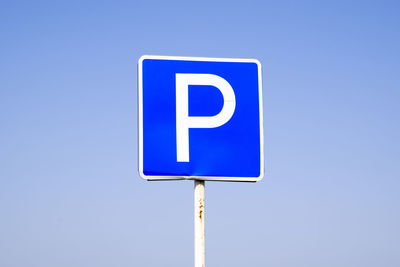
[138,55,264,182]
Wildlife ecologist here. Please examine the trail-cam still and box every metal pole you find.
[194,180,205,267]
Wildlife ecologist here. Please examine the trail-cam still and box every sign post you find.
[194,180,205,267]
[138,55,263,267]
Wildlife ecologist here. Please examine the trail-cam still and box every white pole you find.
[194,180,205,267]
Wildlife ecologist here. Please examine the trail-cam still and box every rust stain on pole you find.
[198,199,204,221]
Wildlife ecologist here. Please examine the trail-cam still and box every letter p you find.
[176,74,236,162]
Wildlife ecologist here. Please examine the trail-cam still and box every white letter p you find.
[176,74,236,162]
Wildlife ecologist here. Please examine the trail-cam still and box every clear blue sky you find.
[1,1,399,266]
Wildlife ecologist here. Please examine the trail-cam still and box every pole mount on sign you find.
[194,180,205,267]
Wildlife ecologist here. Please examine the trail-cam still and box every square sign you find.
[138,55,264,182]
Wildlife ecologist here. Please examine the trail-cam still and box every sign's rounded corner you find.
[138,55,152,66]
[254,173,264,182]
[138,169,149,181]
[249,58,262,69]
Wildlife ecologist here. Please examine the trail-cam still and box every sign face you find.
[138,55,263,182]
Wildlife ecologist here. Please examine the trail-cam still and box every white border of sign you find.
[138,55,264,182]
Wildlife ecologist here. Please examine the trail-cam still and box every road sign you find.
[138,55,264,182]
